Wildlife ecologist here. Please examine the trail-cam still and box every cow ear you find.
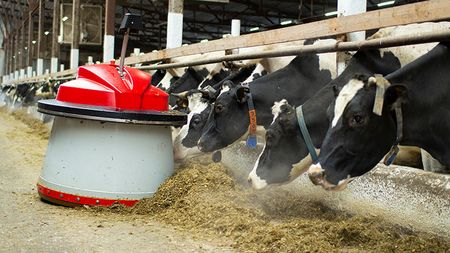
[385,84,408,108]
[235,86,250,104]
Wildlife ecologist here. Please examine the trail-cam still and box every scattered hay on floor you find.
[0,106,50,139]
[104,162,450,252]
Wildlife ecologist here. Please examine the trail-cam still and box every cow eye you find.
[351,115,365,126]
[215,104,224,113]
[192,116,201,127]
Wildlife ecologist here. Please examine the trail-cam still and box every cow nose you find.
[247,177,252,186]
[308,163,324,185]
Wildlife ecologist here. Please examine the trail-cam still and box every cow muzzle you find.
[307,163,354,191]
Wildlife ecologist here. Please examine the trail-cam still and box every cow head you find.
[197,80,248,152]
[308,74,407,191]
[248,100,314,189]
[173,90,214,160]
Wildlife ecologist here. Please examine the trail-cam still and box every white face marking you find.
[218,84,231,98]
[331,79,365,128]
[248,146,268,190]
[173,93,209,161]
[271,99,288,124]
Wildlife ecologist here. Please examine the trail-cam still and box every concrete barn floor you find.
[0,110,232,253]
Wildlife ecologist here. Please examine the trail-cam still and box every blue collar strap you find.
[296,105,319,163]
[246,92,258,148]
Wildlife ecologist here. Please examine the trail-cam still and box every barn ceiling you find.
[0,0,426,53]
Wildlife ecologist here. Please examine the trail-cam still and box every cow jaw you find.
[248,149,268,190]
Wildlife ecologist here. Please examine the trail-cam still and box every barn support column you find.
[70,0,80,69]
[4,38,8,81]
[231,19,241,36]
[13,33,18,80]
[336,0,367,75]
[20,26,25,79]
[166,0,184,49]
[37,0,44,76]
[10,34,13,79]
[103,0,116,63]
[230,19,241,54]
[51,0,60,73]
[1,35,5,82]
[27,12,33,78]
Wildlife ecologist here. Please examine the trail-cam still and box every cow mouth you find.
[307,164,354,191]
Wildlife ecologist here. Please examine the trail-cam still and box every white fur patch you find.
[369,22,449,67]
[332,79,365,128]
[173,93,209,160]
[218,84,231,98]
[271,99,288,124]
[159,72,175,90]
[289,149,320,180]
[313,39,338,78]
[248,146,268,190]
[242,63,266,84]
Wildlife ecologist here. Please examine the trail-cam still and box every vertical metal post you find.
[4,38,8,77]
[119,28,130,78]
[231,19,240,54]
[70,0,80,69]
[20,25,25,78]
[103,0,116,63]
[8,37,12,80]
[27,11,33,77]
[166,0,184,49]
[12,33,17,79]
[231,19,241,36]
[336,0,367,75]
[37,0,44,75]
[51,0,60,73]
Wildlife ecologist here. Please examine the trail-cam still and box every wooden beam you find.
[9,0,450,84]
[125,0,450,65]
[36,0,43,59]
[51,0,60,59]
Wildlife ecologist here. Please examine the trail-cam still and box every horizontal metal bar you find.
[136,29,450,70]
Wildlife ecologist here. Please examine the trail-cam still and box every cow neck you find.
[296,105,319,163]
[295,49,402,153]
[383,101,403,165]
[385,43,450,155]
[243,84,258,148]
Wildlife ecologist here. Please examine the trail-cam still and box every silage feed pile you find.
[127,162,448,252]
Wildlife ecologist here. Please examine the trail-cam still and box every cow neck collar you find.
[372,74,403,166]
[296,105,319,164]
[245,87,258,148]
[383,103,403,166]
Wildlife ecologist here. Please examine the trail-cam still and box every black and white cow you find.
[247,22,449,189]
[247,49,402,189]
[197,39,337,153]
[308,41,450,191]
[173,63,266,160]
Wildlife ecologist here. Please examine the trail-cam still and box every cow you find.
[247,49,402,189]
[197,39,337,153]
[247,22,448,190]
[173,63,267,161]
[308,41,450,191]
